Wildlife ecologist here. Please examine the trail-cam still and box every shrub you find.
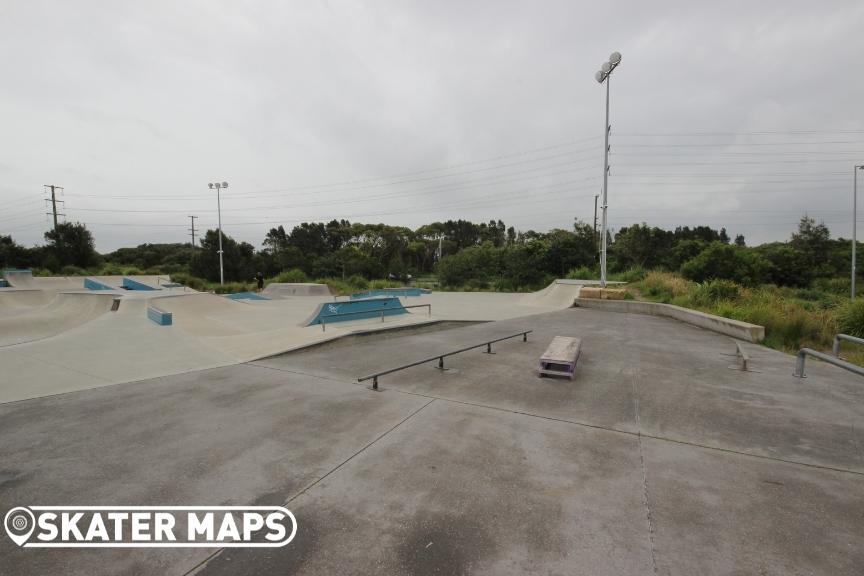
[370,279,404,290]
[436,243,500,287]
[637,271,694,302]
[347,275,369,290]
[692,279,742,305]
[169,273,207,291]
[566,266,597,280]
[812,277,852,296]
[837,300,864,338]
[315,278,346,296]
[60,265,88,276]
[211,282,253,295]
[617,266,647,283]
[272,268,308,283]
[464,278,490,291]
[680,242,770,286]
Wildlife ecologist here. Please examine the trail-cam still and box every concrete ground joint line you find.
[381,386,864,477]
[282,397,437,505]
[632,370,659,575]
[207,364,864,478]
[181,397,437,576]
[637,432,864,477]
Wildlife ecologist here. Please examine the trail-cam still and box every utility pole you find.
[854,165,864,298]
[188,215,198,247]
[43,185,65,231]
[593,194,600,259]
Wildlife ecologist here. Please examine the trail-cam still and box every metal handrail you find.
[794,348,864,378]
[833,334,864,357]
[358,330,532,390]
[319,304,431,331]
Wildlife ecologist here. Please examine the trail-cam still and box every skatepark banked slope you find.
[0,280,586,403]
[0,292,118,346]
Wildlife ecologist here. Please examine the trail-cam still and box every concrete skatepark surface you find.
[262,282,332,298]
[0,307,861,575]
[0,279,584,403]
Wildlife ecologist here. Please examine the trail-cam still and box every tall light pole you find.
[208,181,228,285]
[854,166,864,298]
[595,51,622,288]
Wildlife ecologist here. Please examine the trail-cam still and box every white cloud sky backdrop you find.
[1,0,863,251]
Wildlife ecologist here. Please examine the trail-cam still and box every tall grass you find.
[632,272,850,360]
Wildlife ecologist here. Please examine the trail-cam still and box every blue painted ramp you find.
[122,277,159,291]
[305,297,406,326]
[85,278,115,291]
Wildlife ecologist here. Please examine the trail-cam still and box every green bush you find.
[315,278,352,296]
[692,279,742,305]
[837,300,864,338]
[347,275,369,290]
[272,268,308,283]
[681,242,770,286]
[211,282,253,294]
[370,279,404,290]
[60,265,88,276]
[616,266,647,283]
[812,277,852,296]
[437,243,500,287]
[636,271,694,302]
[566,265,597,280]
[169,273,207,291]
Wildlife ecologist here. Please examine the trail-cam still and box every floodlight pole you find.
[854,165,863,298]
[209,181,228,285]
[595,51,621,287]
[600,76,611,287]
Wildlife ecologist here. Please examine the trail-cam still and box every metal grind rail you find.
[319,304,431,331]
[833,333,864,357]
[794,348,864,378]
[358,330,533,390]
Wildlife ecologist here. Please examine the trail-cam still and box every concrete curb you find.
[573,298,765,343]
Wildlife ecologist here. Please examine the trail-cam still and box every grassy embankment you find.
[629,271,864,366]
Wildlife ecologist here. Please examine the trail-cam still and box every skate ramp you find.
[0,290,54,309]
[350,288,431,299]
[0,292,118,346]
[2,270,85,291]
[0,290,55,319]
[519,280,584,308]
[304,297,407,327]
[262,283,332,298]
[148,293,254,336]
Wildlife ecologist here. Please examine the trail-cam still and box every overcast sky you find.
[1,0,863,252]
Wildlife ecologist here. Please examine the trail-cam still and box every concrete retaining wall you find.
[574,298,765,342]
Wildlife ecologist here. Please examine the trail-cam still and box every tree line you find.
[0,215,856,292]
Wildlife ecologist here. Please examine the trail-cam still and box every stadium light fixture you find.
[595,51,622,287]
